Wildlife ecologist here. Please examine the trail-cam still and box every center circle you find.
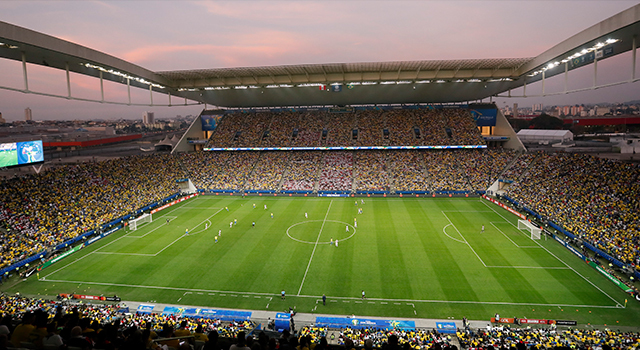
[286,220,357,244]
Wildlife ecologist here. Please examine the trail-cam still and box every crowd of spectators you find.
[299,325,455,349]
[0,294,256,350]
[355,111,385,147]
[506,152,640,268]
[262,112,298,147]
[206,109,485,148]
[388,152,429,192]
[281,153,322,191]
[0,154,186,269]
[323,114,354,147]
[413,111,449,146]
[463,149,515,191]
[208,153,260,191]
[318,153,353,191]
[499,152,539,182]
[354,152,389,192]
[457,324,640,349]
[292,112,324,147]
[385,111,418,147]
[424,152,471,192]
[244,153,289,191]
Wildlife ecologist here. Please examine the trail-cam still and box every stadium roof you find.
[1,4,639,107]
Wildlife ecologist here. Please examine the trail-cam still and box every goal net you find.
[518,219,541,240]
[129,213,152,231]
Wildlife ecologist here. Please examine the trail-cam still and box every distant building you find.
[532,103,543,113]
[143,111,154,124]
[595,106,611,116]
[25,107,32,121]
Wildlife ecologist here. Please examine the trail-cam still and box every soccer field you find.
[7,196,640,326]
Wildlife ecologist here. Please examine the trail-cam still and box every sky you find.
[0,0,639,121]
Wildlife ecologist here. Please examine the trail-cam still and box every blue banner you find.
[435,322,457,334]
[315,317,415,330]
[137,304,155,314]
[162,306,185,315]
[553,236,586,261]
[470,108,497,127]
[274,312,291,332]
[201,115,223,131]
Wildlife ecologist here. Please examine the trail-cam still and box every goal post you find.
[129,213,152,231]
[518,219,541,240]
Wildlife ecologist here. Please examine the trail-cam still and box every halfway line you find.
[297,200,333,295]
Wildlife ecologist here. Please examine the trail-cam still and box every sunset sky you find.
[0,1,639,121]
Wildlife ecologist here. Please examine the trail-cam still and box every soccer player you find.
[481,224,485,233]
[322,294,326,305]
[253,203,256,209]
[271,213,274,218]
[264,204,267,210]
[205,223,208,230]
[330,238,333,246]
[361,199,365,204]
[185,228,189,235]
[166,218,170,225]
[281,290,285,300]
[219,229,222,236]
[215,236,218,243]
[305,212,308,219]
[354,221,358,229]
[346,225,349,232]
[225,206,229,211]
[335,239,339,247]
[355,201,358,206]
[234,218,237,225]
[229,221,233,228]
[361,290,365,299]
[252,221,255,227]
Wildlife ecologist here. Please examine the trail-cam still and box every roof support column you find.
[127,78,131,105]
[522,79,526,97]
[149,85,153,106]
[99,70,104,102]
[541,70,546,96]
[563,62,568,93]
[21,51,28,92]
[168,91,172,106]
[65,62,71,99]
[632,35,637,81]
[593,56,598,89]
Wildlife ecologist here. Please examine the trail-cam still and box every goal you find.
[518,219,541,240]
[129,213,152,231]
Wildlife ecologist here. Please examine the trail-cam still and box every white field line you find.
[41,278,621,309]
[153,208,224,256]
[441,211,487,267]
[480,199,623,307]
[442,224,466,244]
[490,222,539,248]
[297,199,333,296]
[44,206,223,279]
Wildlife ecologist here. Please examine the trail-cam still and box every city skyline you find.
[0,1,639,121]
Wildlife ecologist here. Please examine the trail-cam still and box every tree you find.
[528,113,564,129]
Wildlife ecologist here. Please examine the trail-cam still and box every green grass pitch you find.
[7,196,640,327]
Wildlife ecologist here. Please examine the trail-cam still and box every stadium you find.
[1,3,640,350]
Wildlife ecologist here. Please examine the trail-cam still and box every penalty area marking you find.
[479,199,624,308]
[287,220,356,244]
